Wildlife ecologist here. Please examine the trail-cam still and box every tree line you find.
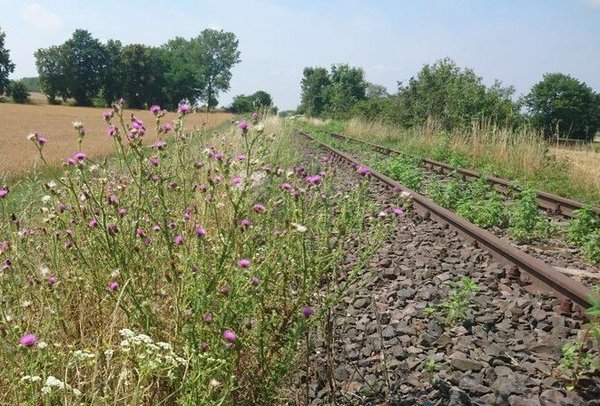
[298,59,600,141]
[33,29,240,109]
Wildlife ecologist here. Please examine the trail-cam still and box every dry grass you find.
[551,145,600,193]
[0,103,232,177]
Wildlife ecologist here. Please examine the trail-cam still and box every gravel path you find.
[294,138,600,406]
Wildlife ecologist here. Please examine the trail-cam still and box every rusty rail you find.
[301,131,599,310]
[328,132,600,218]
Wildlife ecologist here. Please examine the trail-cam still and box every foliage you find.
[34,45,68,104]
[99,40,124,107]
[560,295,600,390]
[508,187,551,243]
[0,28,15,95]
[569,206,600,263]
[456,177,506,229]
[374,155,423,191]
[524,73,600,142]
[120,44,167,109]
[427,175,462,209]
[230,90,274,113]
[299,67,331,117]
[425,277,479,327]
[19,77,40,93]
[7,80,29,103]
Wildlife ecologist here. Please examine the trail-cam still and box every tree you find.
[324,64,367,118]
[524,73,600,141]
[20,77,41,93]
[229,90,274,113]
[7,80,29,103]
[365,82,389,99]
[101,39,124,106]
[120,44,167,109]
[299,67,331,117]
[162,37,205,110]
[194,29,241,109]
[35,45,68,103]
[0,28,15,95]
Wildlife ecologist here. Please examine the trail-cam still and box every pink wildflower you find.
[149,105,162,115]
[223,329,237,342]
[174,235,184,245]
[251,112,259,121]
[392,207,404,217]
[238,259,251,268]
[238,120,249,131]
[253,204,266,213]
[306,175,322,185]
[152,140,167,150]
[19,334,37,347]
[195,225,207,237]
[107,280,119,291]
[301,307,315,318]
[177,104,191,114]
[107,126,117,137]
[237,154,247,161]
[240,219,252,229]
[162,122,173,133]
[231,176,242,186]
[357,166,370,176]
[74,152,87,161]
[251,276,260,286]
[150,156,159,167]
[88,219,99,228]
[0,187,9,199]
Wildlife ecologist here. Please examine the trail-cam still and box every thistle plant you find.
[425,277,479,327]
[508,187,552,243]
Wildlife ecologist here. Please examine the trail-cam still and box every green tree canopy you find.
[35,45,68,104]
[120,44,167,109]
[298,67,331,117]
[100,39,124,106]
[0,28,15,95]
[7,80,29,103]
[229,90,274,113]
[524,73,600,141]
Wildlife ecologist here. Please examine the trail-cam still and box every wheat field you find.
[0,103,233,177]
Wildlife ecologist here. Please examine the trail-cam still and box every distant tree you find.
[524,73,600,141]
[0,28,15,95]
[7,80,29,103]
[230,90,274,113]
[120,44,167,109]
[194,29,241,110]
[365,82,389,99]
[101,39,124,106]
[299,67,331,117]
[35,45,68,103]
[324,64,367,118]
[62,29,108,106]
[20,77,41,93]
[162,37,205,110]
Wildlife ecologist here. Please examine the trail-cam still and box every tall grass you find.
[344,118,600,204]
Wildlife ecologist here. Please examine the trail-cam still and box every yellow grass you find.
[551,145,600,194]
[0,103,232,176]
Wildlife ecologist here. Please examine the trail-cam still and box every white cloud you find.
[22,3,63,32]
[586,0,600,8]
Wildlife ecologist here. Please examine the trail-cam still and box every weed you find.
[508,187,551,243]
[456,177,506,228]
[425,277,479,327]
[374,156,423,191]
[569,206,600,263]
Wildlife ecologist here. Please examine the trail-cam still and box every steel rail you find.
[328,132,600,218]
[300,131,599,310]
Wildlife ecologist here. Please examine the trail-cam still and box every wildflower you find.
[231,176,242,186]
[174,235,184,245]
[118,208,127,217]
[162,122,173,133]
[223,329,237,342]
[102,111,113,121]
[238,259,251,268]
[203,313,213,323]
[237,154,247,161]
[392,207,404,217]
[220,284,230,294]
[178,104,191,114]
[66,157,76,166]
[88,219,98,228]
[118,98,126,105]
[37,136,48,146]
[291,222,307,233]
[251,112,259,121]
[150,156,159,167]
[48,275,57,286]
[195,225,207,238]
[152,140,167,150]
[280,183,293,190]
[251,276,260,286]
[107,194,118,205]
[107,280,119,291]
[149,105,162,115]
[152,225,161,232]
[131,117,144,130]
[240,219,252,229]
[301,307,315,318]
[238,120,249,131]
[56,203,67,213]
[72,121,83,130]
[107,126,117,137]
[107,224,119,235]
[74,152,87,161]
[1,260,11,270]
[151,175,159,182]
[20,333,37,347]
[306,175,322,185]
[357,166,370,176]
[145,237,153,246]
[253,204,266,213]
[0,186,9,199]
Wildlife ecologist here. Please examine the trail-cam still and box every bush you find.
[8,80,29,103]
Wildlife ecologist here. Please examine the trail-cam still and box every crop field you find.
[0,103,232,176]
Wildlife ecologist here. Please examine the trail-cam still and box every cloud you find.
[586,0,600,8]
[22,3,63,32]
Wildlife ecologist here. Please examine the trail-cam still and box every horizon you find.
[1,0,600,110]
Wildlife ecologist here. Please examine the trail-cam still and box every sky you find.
[1,0,599,110]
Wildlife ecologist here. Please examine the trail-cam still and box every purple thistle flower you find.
[118,98,125,106]
[231,176,242,186]
[195,225,207,238]
[151,175,159,182]
[251,112,259,121]
[1,260,11,270]
[88,219,99,228]
[357,166,370,176]
[107,224,119,235]
[251,276,260,286]
[74,152,87,161]
[149,105,162,115]
[306,175,322,185]
[220,284,230,294]
[238,258,251,268]
[107,126,117,137]
[0,187,9,199]
[48,275,57,286]
[280,183,293,191]
[145,237,153,246]
[152,225,161,232]
[149,156,159,167]
[253,204,266,213]
[19,333,37,347]
[238,120,249,131]
[131,118,144,130]
[162,122,173,133]
[118,208,127,217]
[392,207,404,217]
[177,104,191,114]
[136,228,145,238]
[56,203,67,213]
[37,136,48,145]
[107,280,119,292]
[223,329,237,342]
[174,235,184,245]
[240,219,252,229]
[203,313,213,323]
[237,154,247,161]
[103,111,112,120]
[107,194,118,205]
[152,140,167,150]
[301,307,315,318]
[66,157,76,166]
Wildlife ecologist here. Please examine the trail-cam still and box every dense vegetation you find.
[229,90,275,113]
[33,29,240,109]
[299,59,600,141]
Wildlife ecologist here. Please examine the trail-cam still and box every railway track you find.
[300,131,599,310]
[327,132,600,219]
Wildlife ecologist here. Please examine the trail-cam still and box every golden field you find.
[0,103,232,177]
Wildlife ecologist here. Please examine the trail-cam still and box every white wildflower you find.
[38,341,48,349]
[119,328,135,338]
[156,342,172,351]
[41,195,51,204]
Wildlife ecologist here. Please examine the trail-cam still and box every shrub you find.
[8,80,29,103]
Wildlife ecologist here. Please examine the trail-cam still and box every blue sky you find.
[1,0,599,110]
